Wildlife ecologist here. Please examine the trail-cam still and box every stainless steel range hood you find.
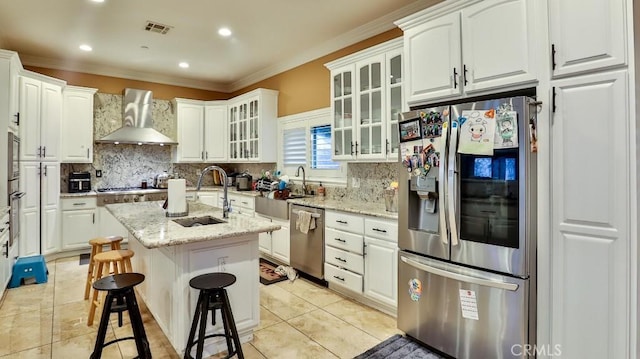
[95,88,177,145]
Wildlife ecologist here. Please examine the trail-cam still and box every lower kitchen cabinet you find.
[0,213,12,298]
[324,209,398,313]
[61,197,97,250]
[98,207,128,239]
[21,162,60,257]
[256,215,290,264]
[196,191,219,207]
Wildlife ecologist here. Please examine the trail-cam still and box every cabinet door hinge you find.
[551,44,557,70]
[552,87,557,113]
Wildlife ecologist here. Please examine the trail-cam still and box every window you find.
[278,109,345,183]
[311,125,340,170]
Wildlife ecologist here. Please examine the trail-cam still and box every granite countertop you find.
[287,196,398,220]
[105,200,280,249]
[60,191,97,198]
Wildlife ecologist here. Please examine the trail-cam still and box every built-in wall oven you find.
[7,132,24,250]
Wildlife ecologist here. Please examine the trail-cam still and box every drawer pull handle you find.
[372,228,387,233]
[335,257,346,263]
[334,238,346,243]
[333,275,345,281]
[336,220,348,224]
[73,202,86,206]
[242,201,248,205]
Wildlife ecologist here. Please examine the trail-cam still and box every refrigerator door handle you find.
[447,120,460,246]
[400,255,519,291]
[439,122,449,244]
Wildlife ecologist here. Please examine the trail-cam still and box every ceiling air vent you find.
[144,21,172,34]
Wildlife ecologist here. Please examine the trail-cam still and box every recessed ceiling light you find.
[91,0,105,3]
[218,28,232,37]
[179,62,189,69]
[79,44,93,52]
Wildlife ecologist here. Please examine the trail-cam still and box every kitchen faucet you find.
[295,165,307,195]
[196,166,229,219]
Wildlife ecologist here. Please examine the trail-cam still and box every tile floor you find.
[0,256,401,358]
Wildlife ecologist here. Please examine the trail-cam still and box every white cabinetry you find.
[550,70,629,359]
[61,86,97,163]
[197,191,219,207]
[61,197,97,250]
[173,99,227,163]
[0,50,22,133]
[98,207,128,239]
[227,193,255,216]
[324,211,364,292]
[326,38,403,161]
[19,75,64,162]
[20,162,60,256]
[256,215,289,265]
[398,0,536,105]
[549,0,626,77]
[0,213,12,298]
[227,89,278,162]
[363,217,398,307]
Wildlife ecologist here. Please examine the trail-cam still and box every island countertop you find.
[105,200,281,249]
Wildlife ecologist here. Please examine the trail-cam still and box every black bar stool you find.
[90,273,151,359]
[184,272,244,359]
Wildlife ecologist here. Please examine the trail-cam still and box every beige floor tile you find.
[52,299,105,342]
[53,275,88,306]
[322,299,402,341]
[0,307,53,356]
[259,284,317,320]
[288,309,379,359]
[207,342,265,359]
[275,279,344,307]
[252,322,338,359]
[0,282,54,318]
[51,331,121,359]
[256,306,282,330]
[113,320,179,359]
[0,344,51,359]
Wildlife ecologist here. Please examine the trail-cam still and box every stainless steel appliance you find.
[153,171,170,189]
[7,132,24,252]
[68,172,91,193]
[289,204,324,279]
[96,187,167,206]
[235,173,252,191]
[397,95,537,359]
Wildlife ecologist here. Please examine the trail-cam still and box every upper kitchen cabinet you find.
[19,73,65,162]
[397,0,537,105]
[227,88,278,163]
[61,86,97,163]
[325,38,403,162]
[0,50,22,133]
[173,99,228,163]
[549,0,627,78]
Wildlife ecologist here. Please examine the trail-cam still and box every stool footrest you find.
[185,333,239,359]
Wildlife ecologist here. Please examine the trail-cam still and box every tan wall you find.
[24,28,402,116]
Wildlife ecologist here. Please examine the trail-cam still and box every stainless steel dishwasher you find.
[290,204,325,280]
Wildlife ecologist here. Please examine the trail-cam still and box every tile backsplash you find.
[60,92,399,202]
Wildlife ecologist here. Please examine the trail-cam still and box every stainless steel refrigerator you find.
[397,95,537,359]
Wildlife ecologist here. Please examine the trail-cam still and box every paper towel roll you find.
[167,179,187,215]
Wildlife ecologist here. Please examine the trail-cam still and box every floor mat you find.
[259,258,287,285]
[354,334,447,359]
[79,253,90,265]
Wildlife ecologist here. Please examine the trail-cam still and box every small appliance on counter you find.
[68,172,91,193]
[236,173,253,191]
[154,171,171,189]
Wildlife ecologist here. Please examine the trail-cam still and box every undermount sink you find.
[173,215,226,227]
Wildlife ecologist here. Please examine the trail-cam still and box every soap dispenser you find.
[317,182,325,199]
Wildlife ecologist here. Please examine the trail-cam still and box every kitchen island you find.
[105,200,280,356]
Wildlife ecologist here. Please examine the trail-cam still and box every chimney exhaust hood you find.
[95,88,177,145]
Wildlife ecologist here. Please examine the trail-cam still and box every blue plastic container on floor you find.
[9,255,48,288]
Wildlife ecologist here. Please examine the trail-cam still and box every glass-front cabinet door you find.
[386,50,403,160]
[228,105,239,160]
[247,98,259,160]
[238,102,248,159]
[331,65,354,160]
[355,55,385,160]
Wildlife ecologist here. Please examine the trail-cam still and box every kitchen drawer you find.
[364,217,398,243]
[229,194,255,210]
[325,227,364,255]
[325,245,364,274]
[61,197,97,210]
[325,210,364,234]
[325,263,363,293]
